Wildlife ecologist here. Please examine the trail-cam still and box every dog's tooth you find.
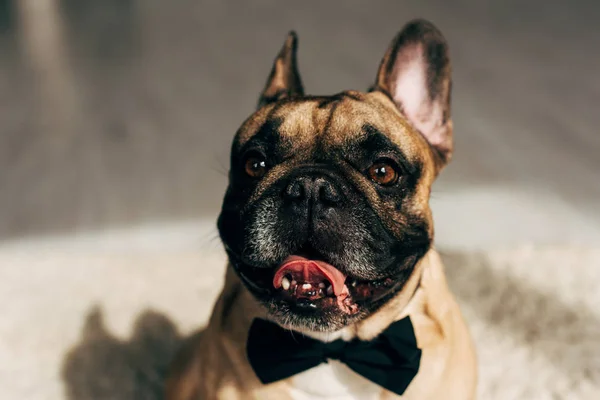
[302,283,312,290]
[351,280,357,287]
[326,286,334,296]
[282,277,291,290]
[318,282,326,289]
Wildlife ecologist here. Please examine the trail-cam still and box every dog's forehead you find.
[236,91,424,157]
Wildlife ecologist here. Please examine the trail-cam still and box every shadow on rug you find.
[62,307,184,400]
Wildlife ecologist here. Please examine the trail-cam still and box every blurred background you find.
[0,0,599,399]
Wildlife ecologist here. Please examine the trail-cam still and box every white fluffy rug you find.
[1,241,598,399]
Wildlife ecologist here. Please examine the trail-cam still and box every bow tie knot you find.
[321,340,347,361]
[246,316,421,396]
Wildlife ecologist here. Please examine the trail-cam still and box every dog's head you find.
[218,20,452,331]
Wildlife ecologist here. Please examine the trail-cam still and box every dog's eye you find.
[367,160,399,186]
[244,154,268,178]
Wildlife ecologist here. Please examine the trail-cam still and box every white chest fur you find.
[288,360,383,400]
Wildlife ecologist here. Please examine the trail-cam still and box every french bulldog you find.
[166,19,477,400]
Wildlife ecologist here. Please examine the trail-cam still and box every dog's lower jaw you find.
[232,250,426,340]
[228,245,427,333]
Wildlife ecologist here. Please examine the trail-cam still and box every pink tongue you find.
[273,255,347,296]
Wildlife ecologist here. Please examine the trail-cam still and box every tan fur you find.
[166,249,477,399]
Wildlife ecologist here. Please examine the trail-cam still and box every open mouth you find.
[271,255,395,315]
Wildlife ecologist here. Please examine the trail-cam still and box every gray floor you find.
[0,0,599,247]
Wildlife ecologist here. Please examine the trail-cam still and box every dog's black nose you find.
[283,174,342,207]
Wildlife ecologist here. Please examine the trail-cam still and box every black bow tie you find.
[246,316,421,396]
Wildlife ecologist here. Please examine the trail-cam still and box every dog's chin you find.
[230,252,418,332]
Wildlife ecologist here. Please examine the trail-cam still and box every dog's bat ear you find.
[258,31,304,109]
[375,19,453,167]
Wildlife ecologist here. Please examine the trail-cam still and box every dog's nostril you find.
[284,179,305,201]
[318,182,341,205]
